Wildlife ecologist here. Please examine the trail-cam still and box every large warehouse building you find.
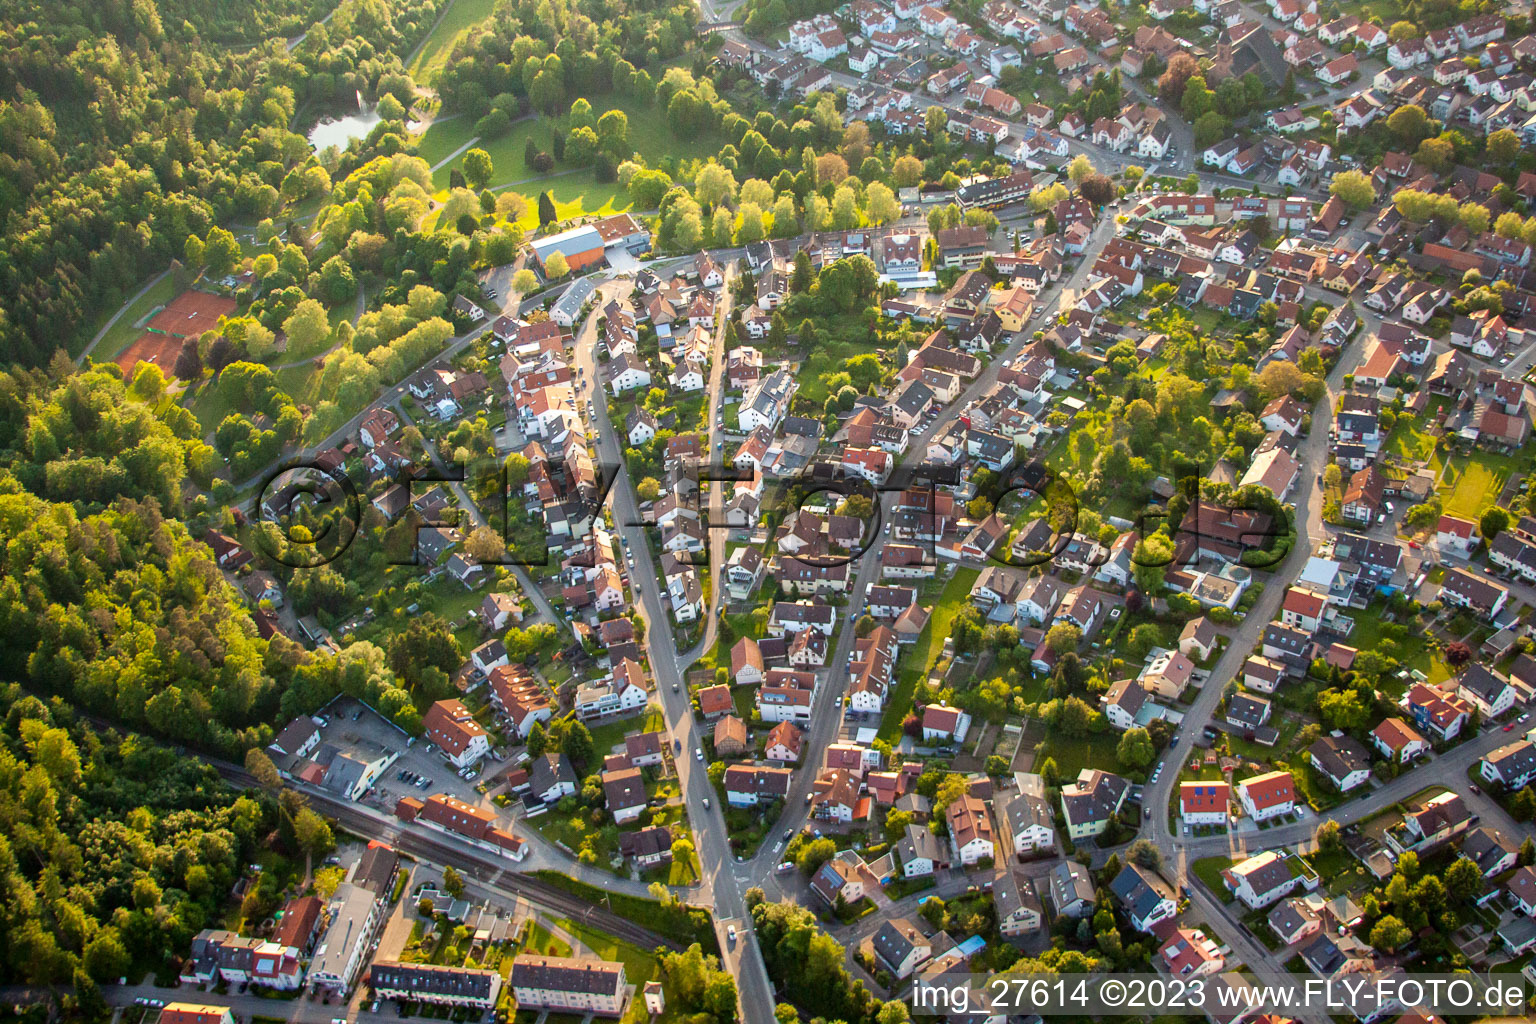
[530,213,651,274]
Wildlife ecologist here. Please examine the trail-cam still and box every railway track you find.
[211,761,683,953]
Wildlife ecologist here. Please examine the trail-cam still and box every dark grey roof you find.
[1227,693,1270,729]
[531,752,577,794]
[1266,898,1316,939]
[371,961,498,999]
[619,825,674,859]
[1461,826,1517,875]
[781,415,824,438]
[1263,622,1312,657]
[1307,735,1371,783]
[322,751,371,795]
[1006,790,1053,836]
[993,869,1041,925]
[1109,864,1169,924]
[872,918,929,970]
[1049,860,1095,911]
[897,823,945,866]
[1230,22,1289,86]
[1236,854,1295,898]
[1485,740,1536,782]
[353,845,399,895]
[510,955,624,995]
[1300,933,1349,975]
[1062,770,1128,825]
[894,380,936,417]
[1459,663,1513,703]
[270,717,319,756]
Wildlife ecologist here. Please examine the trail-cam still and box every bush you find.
[475,110,513,137]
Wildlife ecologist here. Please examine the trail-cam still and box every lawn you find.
[183,376,241,440]
[1432,448,1524,519]
[1344,603,1449,691]
[407,0,498,84]
[908,568,980,677]
[520,919,572,958]
[530,871,718,952]
[1383,414,1436,463]
[87,273,178,362]
[527,809,619,865]
[876,567,980,741]
[796,340,885,406]
[586,706,667,757]
[1291,762,1347,813]
[1191,855,1234,902]
[1035,731,1119,782]
[482,168,632,230]
[412,114,487,170]
[352,571,493,650]
[551,920,695,1024]
[416,64,730,217]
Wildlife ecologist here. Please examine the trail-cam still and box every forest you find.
[430,0,699,117]
[0,0,446,367]
[0,684,284,990]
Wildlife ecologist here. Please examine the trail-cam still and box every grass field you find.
[878,568,980,740]
[1191,855,1234,902]
[1035,732,1119,781]
[908,568,980,677]
[586,707,667,757]
[1345,604,1450,689]
[420,80,725,190]
[1432,449,1521,519]
[435,166,632,234]
[520,919,572,958]
[531,871,718,951]
[1383,414,1436,463]
[414,69,730,231]
[408,0,499,84]
[90,275,178,363]
[552,921,690,1024]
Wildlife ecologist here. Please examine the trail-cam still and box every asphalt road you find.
[571,278,780,1024]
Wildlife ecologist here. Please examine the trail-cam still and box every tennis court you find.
[146,290,237,338]
[113,332,184,376]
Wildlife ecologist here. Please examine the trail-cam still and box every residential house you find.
[1237,771,1294,822]
[1111,864,1178,933]
[1224,851,1303,909]
[1307,735,1372,792]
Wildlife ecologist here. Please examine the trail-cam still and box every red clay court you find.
[114,332,184,376]
[145,289,237,339]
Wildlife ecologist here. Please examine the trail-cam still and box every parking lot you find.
[315,696,491,812]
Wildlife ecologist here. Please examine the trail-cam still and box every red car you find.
[1504,723,1517,731]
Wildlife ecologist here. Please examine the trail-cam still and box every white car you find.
[695,747,704,761]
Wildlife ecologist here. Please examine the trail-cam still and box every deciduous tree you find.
[1330,169,1377,209]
